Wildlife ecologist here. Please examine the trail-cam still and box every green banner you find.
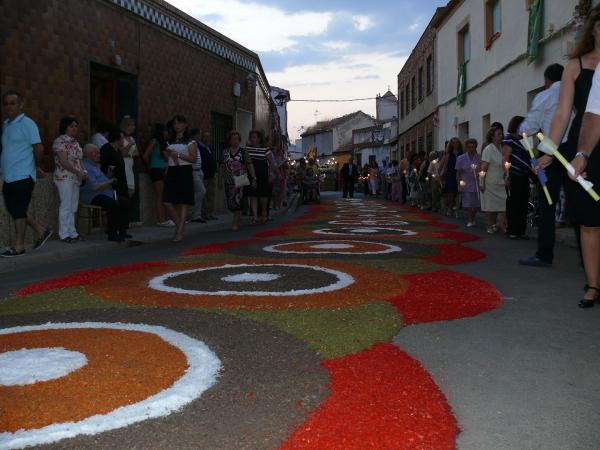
[457,63,467,107]
[527,0,544,64]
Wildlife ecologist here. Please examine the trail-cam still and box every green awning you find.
[527,0,544,64]
[457,62,467,107]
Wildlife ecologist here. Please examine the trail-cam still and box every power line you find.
[289,97,378,103]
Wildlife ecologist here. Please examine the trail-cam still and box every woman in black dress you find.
[163,115,197,242]
[246,130,274,224]
[546,6,600,307]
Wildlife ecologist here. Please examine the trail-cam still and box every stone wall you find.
[0,177,59,247]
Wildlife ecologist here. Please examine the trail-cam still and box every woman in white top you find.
[163,115,197,242]
[480,127,507,234]
[53,116,87,242]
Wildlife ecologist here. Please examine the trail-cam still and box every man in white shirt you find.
[519,64,567,267]
[519,64,566,140]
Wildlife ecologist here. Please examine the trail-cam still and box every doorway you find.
[211,112,233,162]
[90,63,138,133]
[236,110,253,147]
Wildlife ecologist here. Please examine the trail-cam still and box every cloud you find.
[353,75,381,80]
[268,51,406,140]
[168,0,332,52]
[352,15,374,31]
[409,16,424,31]
[323,40,351,50]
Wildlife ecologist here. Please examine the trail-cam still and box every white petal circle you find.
[313,227,418,236]
[149,264,354,296]
[263,240,402,255]
[328,220,410,226]
[0,347,87,386]
[0,323,221,450]
[221,272,281,282]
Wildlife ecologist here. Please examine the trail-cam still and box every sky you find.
[169,0,447,141]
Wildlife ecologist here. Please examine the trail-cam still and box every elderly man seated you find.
[80,144,131,242]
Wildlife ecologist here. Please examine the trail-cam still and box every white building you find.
[353,122,395,168]
[301,111,376,163]
[376,90,398,121]
[436,0,599,150]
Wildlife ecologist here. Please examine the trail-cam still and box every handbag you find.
[233,173,250,188]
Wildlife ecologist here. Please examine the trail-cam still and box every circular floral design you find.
[85,260,408,310]
[0,347,87,386]
[149,264,354,297]
[313,227,418,237]
[328,220,410,226]
[0,322,220,449]
[263,240,402,255]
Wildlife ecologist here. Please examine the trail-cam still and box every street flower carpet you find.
[0,198,502,449]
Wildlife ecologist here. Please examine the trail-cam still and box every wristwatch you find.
[575,151,590,160]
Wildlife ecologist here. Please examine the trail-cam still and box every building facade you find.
[376,90,398,121]
[0,0,278,241]
[436,0,599,150]
[353,123,394,168]
[301,111,376,164]
[398,8,445,159]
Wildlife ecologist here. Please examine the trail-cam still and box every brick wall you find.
[0,0,269,233]
[0,0,257,157]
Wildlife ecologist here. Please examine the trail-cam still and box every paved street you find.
[1,193,599,449]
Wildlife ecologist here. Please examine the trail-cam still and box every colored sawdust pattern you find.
[0,198,503,449]
[0,287,131,316]
[0,328,187,432]
[281,344,458,450]
[391,270,503,324]
[236,302,403,359]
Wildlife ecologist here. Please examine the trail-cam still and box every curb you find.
[0,194,301,275]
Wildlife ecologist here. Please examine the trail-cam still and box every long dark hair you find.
[170,115,189,142]
[248,129,265,146]
[152,123,167,150]
[571,6,600,59]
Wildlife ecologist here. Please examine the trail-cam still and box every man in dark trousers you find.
[198,131,218,220]
[341,156,359,198]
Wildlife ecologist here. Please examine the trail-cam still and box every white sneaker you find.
[466,222,475,228]
[158,220,176,227]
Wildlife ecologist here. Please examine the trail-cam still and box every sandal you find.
[61,237,75,243]
[171,234,184,243]
[74,235,86,242]
[1,247,26,258]
[578,285,600,309]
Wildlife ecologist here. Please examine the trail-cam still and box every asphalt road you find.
[2,194,598,449]
[394,222,600,450]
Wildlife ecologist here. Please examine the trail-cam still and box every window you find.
[411,76,416,109]
[418,66,424,102]
[400,91,405,118]
[405,84,410,115]
[426,132,433,153]
[458,25,470,65]
[486,0,501,45]
[411,140,416,154]
[426,56,433,94]
[418,136,424,153]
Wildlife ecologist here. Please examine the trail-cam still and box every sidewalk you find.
[0,194,300,274]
